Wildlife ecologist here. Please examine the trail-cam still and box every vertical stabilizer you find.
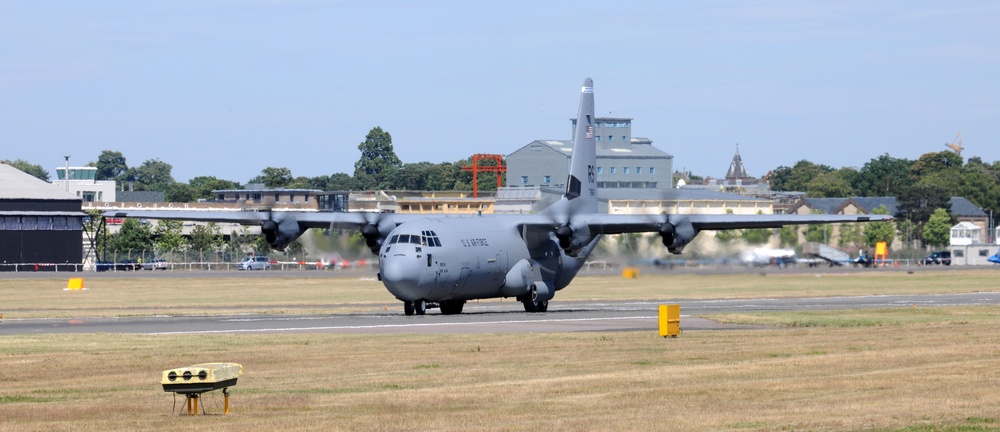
[564,78,598,214]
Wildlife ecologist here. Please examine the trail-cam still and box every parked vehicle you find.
[922,251,952,266]
[95,260,114,272]
[117,259,140,271]
[238,256,271,271]
[142,259,169,270]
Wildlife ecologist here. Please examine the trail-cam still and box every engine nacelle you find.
[261,217,306,251]
[659,216,698,254]
[361,217,399,255]
[554,220,592,257]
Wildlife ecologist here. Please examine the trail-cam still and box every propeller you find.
[542,200,593,257]
[658,215,697,254]
[332,212,397,255]
[258,209,306,251]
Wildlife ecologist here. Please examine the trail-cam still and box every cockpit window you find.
[422,230,442,247]
[388,235,399,245]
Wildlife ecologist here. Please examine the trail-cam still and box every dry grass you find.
[2,270,1000,431]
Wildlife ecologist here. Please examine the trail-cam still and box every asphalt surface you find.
[4,291,999,336]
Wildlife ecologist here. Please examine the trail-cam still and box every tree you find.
[769,160,834,192]
[324,173,360,191]
[714,209,740,243]
[109,218,154,255]
[189,223,223,252]
[189,176,240,200]
[130,159,175,192]
[165,182,195,203]
[778,225,799,248]
[804,210,833,244]
[741,211,773,245]
[837,223,864,249]
[154,220,187,252]
[854,153,913,196]
[910,151,963,178]
[805,170,854,198]
[895,181,951,229]
[3,159,49,181]
[864,205,896,247]
[354,126,402,190]
[93,150,128,182]
[249,167,294,188]
[922,208,953,248]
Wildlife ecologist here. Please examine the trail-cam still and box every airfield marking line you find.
[150,315,659,335]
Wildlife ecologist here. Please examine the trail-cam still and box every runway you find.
[3,292,999,335]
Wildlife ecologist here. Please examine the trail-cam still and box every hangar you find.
[0,162,85,271]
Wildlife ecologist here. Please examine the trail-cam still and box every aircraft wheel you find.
[414,300,427,315]
[522,299,548,313]
[404,301,414,316]
[440,301,465,315]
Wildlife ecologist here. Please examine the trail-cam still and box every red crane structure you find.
[461,154,506,198]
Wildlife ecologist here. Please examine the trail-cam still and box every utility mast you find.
[944,131,963,155]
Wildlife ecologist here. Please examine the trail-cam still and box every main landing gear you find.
[516,294,548,312]
[403,299,467,316]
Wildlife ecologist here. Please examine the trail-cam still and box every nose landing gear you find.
[404,300,427,316]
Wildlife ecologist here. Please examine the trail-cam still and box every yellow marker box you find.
[658,304,680,338]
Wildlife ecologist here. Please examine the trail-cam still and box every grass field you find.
[2,269,1000,431]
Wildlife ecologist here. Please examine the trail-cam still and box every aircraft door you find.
[452,266,471,296]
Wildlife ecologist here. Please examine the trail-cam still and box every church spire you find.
[725,144,750,179]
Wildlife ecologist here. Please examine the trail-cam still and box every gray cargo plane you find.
[106,78,890,315]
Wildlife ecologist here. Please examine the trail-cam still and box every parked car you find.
[95,260,115,272]
[238,256,271,271]
[117,259,140,271]
[922,251,952,266]
[142,259,169,270]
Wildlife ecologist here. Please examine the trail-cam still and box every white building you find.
[53,166,116,202]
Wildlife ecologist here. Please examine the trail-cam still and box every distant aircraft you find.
[106,78,891,315]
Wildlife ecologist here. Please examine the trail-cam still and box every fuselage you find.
[377,216,594,303]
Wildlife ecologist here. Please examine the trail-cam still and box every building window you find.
[543,175,551,183]
[610,167,616,175]
[623,167,630,174]
[596,136,601,142]
[521,176,528,185]
[622,136,627,142]
[650,167,656,175]
[980,249,990,257]
[607,135,613,141]
[596,167,603,174]
[636,167,642,175]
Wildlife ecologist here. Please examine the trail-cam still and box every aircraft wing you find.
[102,209,270,225]
[100,210,434,229]
[575,213,893,235]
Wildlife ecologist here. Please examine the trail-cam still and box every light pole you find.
[63,155,70,191]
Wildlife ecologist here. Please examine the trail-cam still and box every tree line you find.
[6,126,502,202]
[9,127,999,248]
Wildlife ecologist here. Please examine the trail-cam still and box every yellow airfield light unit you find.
[161,363,243,415]
[658,304,680,338]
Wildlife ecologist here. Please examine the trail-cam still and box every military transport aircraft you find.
[105,78,891,315]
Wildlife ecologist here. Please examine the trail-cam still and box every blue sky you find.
[3,1,998,183]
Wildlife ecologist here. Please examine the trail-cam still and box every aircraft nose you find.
[380,256,421,299]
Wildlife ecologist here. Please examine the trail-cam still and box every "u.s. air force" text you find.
[460,238,489,247]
